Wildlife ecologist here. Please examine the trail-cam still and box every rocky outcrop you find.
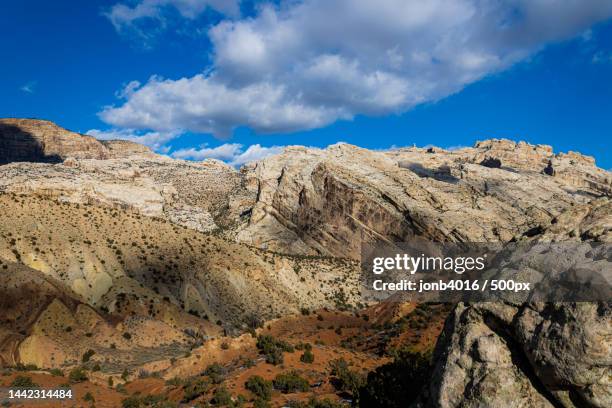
[235,140,611,258]
[0,119,254,233]
[3,123,610,257]
[0,259,214,369]
[425,301,611,408]
[0,155,253,232]
[230,139,611,407]
[3,120,609,257]
[0,118,155,164]
[100,139,157,159]
[415,177,612,408]
[0,118,107,163]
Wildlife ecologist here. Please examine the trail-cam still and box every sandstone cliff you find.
[0,118,155,164]
[234,140,611,257]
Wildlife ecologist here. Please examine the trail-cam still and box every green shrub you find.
[211,385,232,405]
[121,396,141,408]
[242,358,256,368]
[253,398,272,408]
[245,375,272,400]
[11,375,38,388]
[329,359,365,398]
[49,368,63,376]
[295,342,312,351]
[83,391,95,402]
[359,350,432,408]
[273,371,309,393]
[300,349,314,364]
[204,363,225,384]
[182,378,210,403]
[265,347,284,365]
[82,349,95,363]
[256,335,294,353]
[256,335,293,365]
[69,367,88,383]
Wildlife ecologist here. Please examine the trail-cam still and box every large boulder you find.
[425,302,611,408]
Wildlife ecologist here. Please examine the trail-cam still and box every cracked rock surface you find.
[424,302,611,408]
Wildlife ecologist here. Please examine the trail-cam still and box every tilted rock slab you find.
[236,141,611,258]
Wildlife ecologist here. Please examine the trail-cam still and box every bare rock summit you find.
[0,118,155,164]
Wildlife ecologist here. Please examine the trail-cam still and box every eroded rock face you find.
[233,139,611,408]
[419,203,611,408]
[0,118,155,164]
[3,120,609,257]
[425,302,611,408]
[0,259,213,369]
[0,156,252,232]
[236,140,611,258]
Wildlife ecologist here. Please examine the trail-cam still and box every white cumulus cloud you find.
[172,143,284,166]
[86,128,179,152]
[106,0,240,32]
[101,0,612,138]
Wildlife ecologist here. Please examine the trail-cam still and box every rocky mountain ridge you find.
[0,118,155,165]
[236,140,610,259]
[2,119,610,257]
[1,118,610,407]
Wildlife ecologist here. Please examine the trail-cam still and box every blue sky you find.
[1,0,611,168]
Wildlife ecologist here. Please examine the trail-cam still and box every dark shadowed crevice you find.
[567,388,593,408]
[480,309,565,408]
